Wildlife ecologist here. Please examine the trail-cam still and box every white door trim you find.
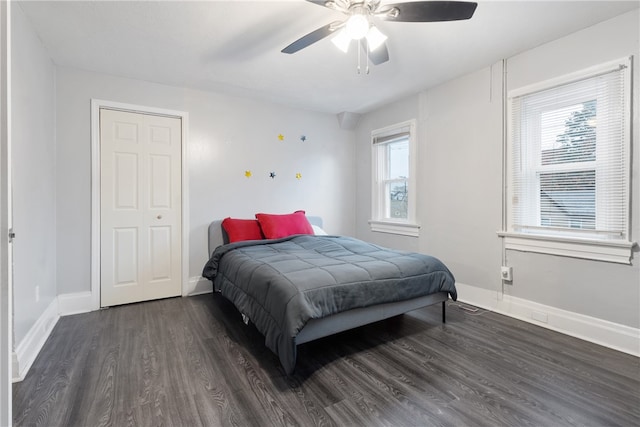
[90,99,189,310]
[0,0,11,423]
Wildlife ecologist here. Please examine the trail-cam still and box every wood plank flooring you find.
[13,294,640,426]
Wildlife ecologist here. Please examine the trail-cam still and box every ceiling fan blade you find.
[377,1,477,22]
[364,42,390,66]
[282,21,343,54]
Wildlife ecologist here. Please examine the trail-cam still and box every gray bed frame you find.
[207,217,449,346]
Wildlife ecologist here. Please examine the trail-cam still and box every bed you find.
[202,215,457,374]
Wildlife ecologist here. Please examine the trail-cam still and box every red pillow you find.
[255,211,314,239]
[221,218,264,243]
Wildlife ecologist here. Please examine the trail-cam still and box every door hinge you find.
[8,228,15,243]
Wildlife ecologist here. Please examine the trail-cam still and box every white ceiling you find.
[17,0,640,114]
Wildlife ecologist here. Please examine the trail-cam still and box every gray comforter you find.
[202,235,456,374]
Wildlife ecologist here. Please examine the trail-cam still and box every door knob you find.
[157,215,162,219]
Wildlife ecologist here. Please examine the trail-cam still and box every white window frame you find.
[369,119,419,237]
[499,57,635,264]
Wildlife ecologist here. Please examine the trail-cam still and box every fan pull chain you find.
[357,39,361,74]
[355,40,371,75]
[366,40,370,74]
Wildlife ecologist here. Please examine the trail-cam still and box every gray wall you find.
[55,67,356,295]
[417,66,504,289]
[355,9,639,328]
[11,4,56,344]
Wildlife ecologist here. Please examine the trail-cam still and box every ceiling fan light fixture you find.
[345,14,369,40]
[331,29,352,53]
[365,26,387,51]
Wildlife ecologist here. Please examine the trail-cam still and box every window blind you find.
[510,61,629,240]
[373,126,410,145]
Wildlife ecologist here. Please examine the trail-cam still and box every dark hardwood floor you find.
[13,294,640,426]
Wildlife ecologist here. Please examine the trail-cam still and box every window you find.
[370,120,418,236]
[502,57,634,263]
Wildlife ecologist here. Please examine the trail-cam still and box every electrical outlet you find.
[501,266,513,282]
[35,285,40,303]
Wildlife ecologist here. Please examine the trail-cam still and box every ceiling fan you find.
[282,0,478,72]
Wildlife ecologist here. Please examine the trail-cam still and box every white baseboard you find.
[11,352,18,382]
[58,278,213,315]
[12,297,60,382]
[57,291,94,316]
[455,282,640,357]
[187,276,213,296]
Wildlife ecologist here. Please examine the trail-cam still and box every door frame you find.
[0,0,11,423]
[90,99,189,310]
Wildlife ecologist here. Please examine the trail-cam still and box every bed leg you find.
[442,301,446,324]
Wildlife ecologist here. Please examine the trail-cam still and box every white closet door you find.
[100,109,182,307]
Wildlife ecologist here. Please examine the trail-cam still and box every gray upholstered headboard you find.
[208,216,323,256]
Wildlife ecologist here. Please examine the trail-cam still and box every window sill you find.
[497,231,636,264]
[369,220,420,237]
